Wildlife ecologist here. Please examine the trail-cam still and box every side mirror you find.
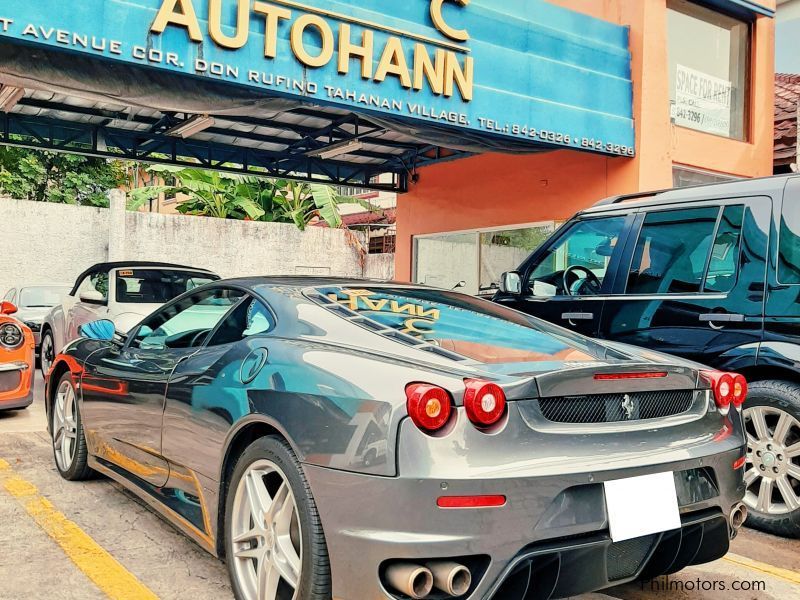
[0,301,17,315]
[78,319,117,341]
[79,290,106,305]
[499,272,522,295]
[452,280,467,291]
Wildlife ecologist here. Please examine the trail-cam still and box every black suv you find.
[494,174,800,538]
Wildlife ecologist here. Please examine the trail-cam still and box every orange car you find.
[0,301,35,411]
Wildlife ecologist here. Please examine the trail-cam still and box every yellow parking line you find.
[724,552,800,585]
[0,458,159,600]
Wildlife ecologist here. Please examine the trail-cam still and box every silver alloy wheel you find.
[40,332,54,379]
[52,379,78,472]
[231,459,302,600]
[743,406,800,515]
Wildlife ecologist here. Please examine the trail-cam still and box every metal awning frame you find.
[1,96,475,192]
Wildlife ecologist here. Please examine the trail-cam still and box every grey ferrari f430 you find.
[45,278,748,600]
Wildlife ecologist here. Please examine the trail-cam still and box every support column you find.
[107,188,126,262]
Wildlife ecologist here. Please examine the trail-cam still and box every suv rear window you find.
[626,206,743,295]
[779,181,800,284]
[314,287,607,365]
[116,269,218,304]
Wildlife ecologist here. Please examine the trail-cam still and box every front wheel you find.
[742,380,800,538]
[40,330,55,380]
[225,436,331,600]
[51,373,93,481]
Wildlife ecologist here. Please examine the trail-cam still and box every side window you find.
[627,207,719,295]
[207,297,275,347]
[3,289,15,303]
[526,216,627,297]
[131,288,245,350]
[779,182,800,284]
[78,272,109,300]
[705,205,744,293]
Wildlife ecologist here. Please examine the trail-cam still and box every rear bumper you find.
[488,509,728,600]
[306,406,745,600]
[308,451,743,600]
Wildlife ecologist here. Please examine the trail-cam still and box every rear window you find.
[115,269,218,304]
[314,287,606,365]
[780,180,800,284]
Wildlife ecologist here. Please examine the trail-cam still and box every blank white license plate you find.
[604,472,681,542]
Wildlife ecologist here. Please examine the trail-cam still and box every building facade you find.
[398,0,776,294]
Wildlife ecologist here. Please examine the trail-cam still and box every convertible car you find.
[46,278,748,600]
[0,301,35,411]
[40,261,219,378]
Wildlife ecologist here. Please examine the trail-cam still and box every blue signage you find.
[0,0,635,156]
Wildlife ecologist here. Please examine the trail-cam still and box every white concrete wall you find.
[0,196,394,296]
[363,253,395,281]
[0,199,109,292]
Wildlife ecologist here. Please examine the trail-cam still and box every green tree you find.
[0,147,127,207]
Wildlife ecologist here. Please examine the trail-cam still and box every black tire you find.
[225,436,331,600]
[743,380,800,538]
[40,329,55,380]
[51,372,94,481]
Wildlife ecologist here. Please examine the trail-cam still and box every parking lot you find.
[0,375,796,600]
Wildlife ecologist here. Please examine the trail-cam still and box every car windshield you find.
[115,269,218,304]
[314,287,612,366]
[19,286,71,307]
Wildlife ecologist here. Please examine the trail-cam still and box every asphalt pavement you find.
[0,375,797,600]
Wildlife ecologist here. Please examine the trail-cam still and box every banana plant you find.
[127,166,370,230]
[128,166,270,221]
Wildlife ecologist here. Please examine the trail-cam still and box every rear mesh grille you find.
[607,534,657,581]
[0,371,21,393]
[538,390,694,424]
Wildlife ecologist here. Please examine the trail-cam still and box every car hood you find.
[14,306,53,324]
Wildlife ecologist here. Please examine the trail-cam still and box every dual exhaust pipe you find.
[386,561,472,599]
[729,502,748,538]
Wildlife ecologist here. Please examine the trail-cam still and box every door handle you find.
[562,312,594,321]
[699,314,745,323]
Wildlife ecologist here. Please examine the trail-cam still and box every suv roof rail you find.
[592,188,674,207]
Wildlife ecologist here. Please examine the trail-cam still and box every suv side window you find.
[526,216,627,297]
[626,207,719,295]
[779,181,800,284]
[705,205,744,293]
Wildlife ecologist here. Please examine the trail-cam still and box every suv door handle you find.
[562,312,594,321]
[699,313,745,323]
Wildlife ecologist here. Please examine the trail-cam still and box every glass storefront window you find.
[415,233,480,294]
[668,0,750,140]
[413,224,556,296]
[479,226,555,294]
[672,165,738,188]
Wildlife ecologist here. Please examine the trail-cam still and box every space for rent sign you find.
[673,64,732,137]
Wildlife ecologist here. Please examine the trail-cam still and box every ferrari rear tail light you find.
[406,383,452,433]
[702,371,747,414]
[463,379,506,427]
[731,374,748,408]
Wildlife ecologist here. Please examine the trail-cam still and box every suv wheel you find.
[742,380,800,538]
